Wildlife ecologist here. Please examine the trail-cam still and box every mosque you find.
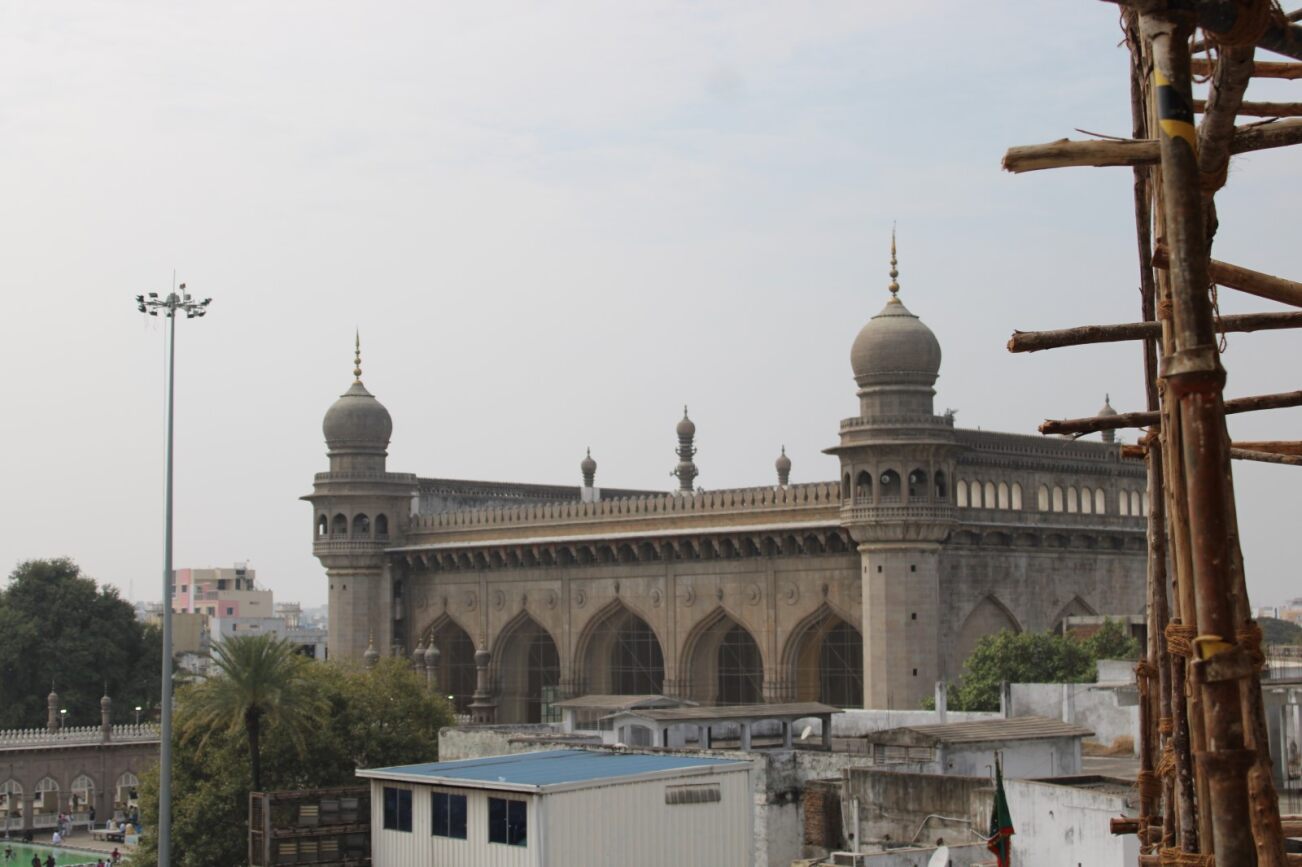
[305,242,1148,720]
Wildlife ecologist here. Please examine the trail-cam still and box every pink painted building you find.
[171,562,272,620]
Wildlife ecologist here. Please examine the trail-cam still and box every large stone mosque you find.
[306,242,1148,720]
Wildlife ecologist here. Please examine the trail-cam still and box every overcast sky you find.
[2,2,1298,610]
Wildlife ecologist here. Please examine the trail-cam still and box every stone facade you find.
[307,256,1148,718]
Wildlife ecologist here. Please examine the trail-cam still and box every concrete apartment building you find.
[172,562,273,620]
[308,247,1148,718]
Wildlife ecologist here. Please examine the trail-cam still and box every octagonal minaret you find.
[303,334,417,661]
[825,233,961,709]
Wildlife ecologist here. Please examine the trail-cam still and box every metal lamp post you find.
[134,706,142,727]
[136,283,211,867]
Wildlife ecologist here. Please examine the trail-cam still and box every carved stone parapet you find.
[841,503,956,545]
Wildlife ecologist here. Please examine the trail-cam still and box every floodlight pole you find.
[136,284,210,867]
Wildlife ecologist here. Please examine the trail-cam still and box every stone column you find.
[859,542,942,710]
[469,645,497,724]
[101,694,112,743]
[47,690,59,733]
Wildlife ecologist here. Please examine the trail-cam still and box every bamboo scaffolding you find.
[1195,99,1302,116]
[1039,389,1302,435]
[1153,247,1302,308]
[1007,311,1302,352]
[1192,58,1302,77]
[1001,118,1302,173]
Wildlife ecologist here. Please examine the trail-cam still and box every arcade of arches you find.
[422,602,865,723]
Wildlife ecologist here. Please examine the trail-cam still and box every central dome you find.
[849,295,942,388]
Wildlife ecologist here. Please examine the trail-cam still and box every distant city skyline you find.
[2,2,1297,609]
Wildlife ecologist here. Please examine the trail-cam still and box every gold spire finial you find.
[888,225,900,297]
[353,330,362,382]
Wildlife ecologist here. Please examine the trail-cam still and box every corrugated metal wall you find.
[369,781,538,867]
[543,767,752,867]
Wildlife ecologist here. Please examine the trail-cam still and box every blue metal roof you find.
[361,749,746,790]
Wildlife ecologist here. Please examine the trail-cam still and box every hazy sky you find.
[2,2,1298,610]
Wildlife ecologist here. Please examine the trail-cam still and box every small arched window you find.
[935,470,948,500]
[352,513,370,537]
[984,481,996,509]
[1141,492,1149,516]
[1131,491,1142,516]
[1081,487,1093,514]
[331,513,347,536]
[1066,486,1078,513]
[879,469,901,500]
[842,473,852,499]
[970,480,983,508]
[1012,482,1024,510]
[316,514,328,537]
[1037,484,1049,511]
[1119,491,1130,516]
[1052,486,1064,512]
[997,482,1009,510]
[957,479,969,507]
[855,470,872,502]
[907,468,927,499]
[1095,488,1106,514]
[375,514,389,537]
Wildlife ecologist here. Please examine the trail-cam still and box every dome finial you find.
[888,224,900,299]
[353,330,363,382]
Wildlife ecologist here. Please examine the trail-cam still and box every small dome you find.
[1098,395,1118,417]
[677,407,695,438]
[850,296,942,387]
[775,447,791,473]
[580,449,597,475]
[323,381,392,453]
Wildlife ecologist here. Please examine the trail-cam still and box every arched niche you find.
[575,602,665,696]
[954,596,1022,671]
[1052,596,1098,634]
[424,616,478,713]
[493,613,561,724]
[680,609,764,705]
[782,604,863,708]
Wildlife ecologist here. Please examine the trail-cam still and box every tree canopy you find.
[941,619,1142,712]
[0,558,160,728]
[1259,616,1302,646]
[133,656,454,867]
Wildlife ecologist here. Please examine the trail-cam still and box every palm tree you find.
[178,634,325,791]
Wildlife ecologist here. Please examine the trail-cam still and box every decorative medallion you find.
[463,591,478,612]
[613,580,621,596]
[545,589,558,610]
[650,587,663,608]
[746,584,761,606]
[782,583,799,606]
[575,588,587,609]
[681,586,696,608]
[492,590,505,611]
[714,587,724,603]
[821,583,829,599]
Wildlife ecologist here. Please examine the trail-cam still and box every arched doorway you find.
[682,610,764,705]
[426,618,477,714]
[576,603,665,695]
[494,614,561,724]
[784,606,863,707]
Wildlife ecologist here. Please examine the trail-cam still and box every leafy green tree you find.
[133,656,452,867]
[178,634,327,791]
[1259,616,1302,646]
[0,558,160,728]
[938,620,1142,712]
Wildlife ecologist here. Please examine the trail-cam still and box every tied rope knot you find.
[1156,741,1177,779]
[1206,0,1283,47]
[1161,847,1215,866]
[1237,620,1265,670]
[1165,621,1196,658]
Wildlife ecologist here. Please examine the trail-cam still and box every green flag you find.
[987,755,1014,867]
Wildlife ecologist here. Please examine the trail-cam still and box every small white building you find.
[862,716,1093,778]
[358,748,752,867]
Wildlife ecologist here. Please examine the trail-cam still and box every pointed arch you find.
[0,779,21,821]
[573,599,664,696]
[33,776,59,815]
[1052,596,1098,633]
[956,479,969,508]
[780,602,863,707]
[954,596,1022,672]
[114,772,139,813]
[423,614,477,713]
[70,773,95,814]
[678,607,763,705]
[492,611,561,724]
[1012,482,1024,510]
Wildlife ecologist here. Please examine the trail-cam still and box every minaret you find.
[672,407,698,493]
[1098,395,1118,444]
[101,691,113,743]
[469,644,496,723]
[580,448,600,503]
[775,446,792,486]
[304,337,419,662]
[825,230,960,709]
[47,686,59,733]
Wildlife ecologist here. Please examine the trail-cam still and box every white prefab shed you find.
[358,748,752,867]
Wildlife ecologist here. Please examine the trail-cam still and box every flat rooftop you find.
[358,748,748,793]
[867,716,1094,746]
